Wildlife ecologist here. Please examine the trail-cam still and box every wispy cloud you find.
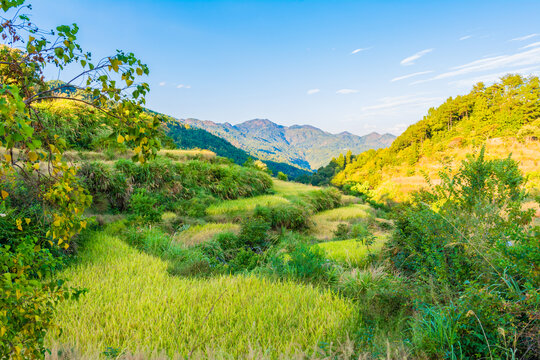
[177,84,191,89]
[351,95,443,134]
[448,66,540,88]
[385,123,408,134]
[351,48,370,54]
[336,89,359,94]
[432,46,540,80]
[520,41,540,50]
[511,33,538,41]
[159,82,166,86]
[307,88,320,95]
[459,35,472,41]
[391,70,433,82]
[400,48,433,66]
[361,95,441,112]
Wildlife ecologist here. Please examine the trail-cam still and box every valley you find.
[1,2,539,360]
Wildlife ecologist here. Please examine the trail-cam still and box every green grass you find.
[272,179,320,197]
[316,236,388,267]
[206,194,289,217]
[48,232,357,358]
[174,222,240,247]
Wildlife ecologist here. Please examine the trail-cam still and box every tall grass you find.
[313,204,373,222]
[174,223,240,247]
[272,179,320,196]
[316,236,387,267]
[206,195,289,217]
[48,233,357,357]
[310,204,375,240]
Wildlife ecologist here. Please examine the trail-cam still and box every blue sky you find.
[28,0,540,135]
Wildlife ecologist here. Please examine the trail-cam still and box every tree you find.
[277,171,288,181]
[345,149,352,165]
[0,1,161,358]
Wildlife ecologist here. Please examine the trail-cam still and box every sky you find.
[23,0,540,136]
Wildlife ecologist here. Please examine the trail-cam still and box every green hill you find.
[165,121,312,179]
[331,74,540,200]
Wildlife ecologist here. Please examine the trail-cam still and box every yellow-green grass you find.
[174,222,240,246]
[366,140,540,203]
[206,194,289,217]
[272,179,320,197]
[49,233,356,358]
[311,204,374,240]
[314,204,373,222]
[316,236,388,267]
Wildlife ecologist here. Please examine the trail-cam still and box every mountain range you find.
[178,118,396,170]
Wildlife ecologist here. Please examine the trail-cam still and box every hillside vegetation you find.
[332,75,540,200]
[166,121,312,179]
[2,3,538,359]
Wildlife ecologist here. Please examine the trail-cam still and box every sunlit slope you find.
[333,75,540,201]
[49,233,356,358]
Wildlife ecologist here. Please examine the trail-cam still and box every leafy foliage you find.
[0,1,160,357]
[389,148,539,358]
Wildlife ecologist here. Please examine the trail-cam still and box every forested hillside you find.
[332,75,540,200]
[166,121,312,179]
[180,118,395,170]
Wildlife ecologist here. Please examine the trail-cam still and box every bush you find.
[129,189,162,223]
[268,242,337,285]
[239,218,271,251]
[389,148,539,359]
[296,188,342,212]
[254,203,311,231]
[277,171,288,181]
[0,237,83,358]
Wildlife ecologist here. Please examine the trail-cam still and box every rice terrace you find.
[0,0,539,359]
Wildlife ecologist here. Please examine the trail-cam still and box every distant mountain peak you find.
[238,118,280,128]
[179,117,396,169]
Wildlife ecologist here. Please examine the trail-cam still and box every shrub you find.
[389,148,539,359]
[333,223,350,239]
[297,188,342,212]
[254,203,311,231]
[239,218,271,251]
[277,171,288,181]
[0,237,84,358]
[268,242,337,285]
[128,189,162,223]
[228,248,261,272]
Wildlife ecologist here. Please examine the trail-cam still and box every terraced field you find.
[48,233,357,358]
[47,177,392,358]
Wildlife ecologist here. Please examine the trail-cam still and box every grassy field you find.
[310,204,375,240]
[206,194,290,218]
[174,223,240,247]
[272,179,320,197]
[48,233,357,358]
[316,236,388,267]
